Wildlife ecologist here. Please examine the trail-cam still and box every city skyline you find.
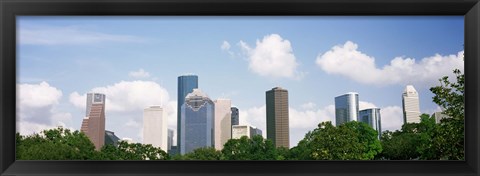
[16,16,464,148]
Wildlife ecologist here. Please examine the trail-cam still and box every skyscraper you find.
[180,89,214,154]
[81,93,106,150]
[214,99,232,150]
[335,92,359,126]
[143,106,167,151]
[168,129,174,152]
[359,108,382,139]
[177,75,198,153]
[266,87,289,148]
[402,85,421,124]
[231,107,239,126]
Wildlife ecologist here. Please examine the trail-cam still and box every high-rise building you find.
[266,87,289,148]
[433,112,450,124]
[180,89,214,154]
[232,125,262,139]
[402,85,421,124]
[168,129,174,152]
[231,107,239,126]
[81,93,106,150]
[214,99,232,150]
[359,108,382,139]
[143,106,167,151]
[335,92,359,126]
[104,130,120,147]
[177,75,198,153]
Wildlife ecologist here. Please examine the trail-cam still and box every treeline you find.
[16,69,464,160]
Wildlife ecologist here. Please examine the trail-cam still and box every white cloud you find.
[239,34,305,80]
[316,41,464,87]
[300,102,317,110]
[221,41,231,50]
[17,82,73,135]
[129,69,151,79]
[19,25,144,45]
[359,101,378,110]
[380,106,404,132]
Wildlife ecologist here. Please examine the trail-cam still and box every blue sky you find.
[16,16,464,148]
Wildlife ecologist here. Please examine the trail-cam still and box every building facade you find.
[81,93,106,150]
[104,130,120,147]
[359,108,382,139]
[266,87,289,148]
[168,129,174,152]
[177,75,198,153]
[433,112,450,124]
[180,89,215,154]
[214,99,232,150]
[232,125,262,139]
[402,85,421,124]
[335,92,359,126]
[231,107,239,126]
[143,106,168,151]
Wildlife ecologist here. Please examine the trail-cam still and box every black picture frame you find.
[1,0,479,176]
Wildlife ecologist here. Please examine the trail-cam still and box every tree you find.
[181,147,223,160]
[379,114,436,160]
[429,68,464,160]
[292,121,382,160]
[221,135,277,160]
[100,141,169,160]
[17,127,99,160]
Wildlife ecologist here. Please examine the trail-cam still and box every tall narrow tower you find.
[81,93,106,150]
[177,75,198,153]
[335,92,359,126]
[266,87,289,148]
[402,85,421,124]
[214,99,232,150]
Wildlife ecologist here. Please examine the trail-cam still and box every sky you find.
[16,16,464,148]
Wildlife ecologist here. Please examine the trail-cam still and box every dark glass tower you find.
[177,75,198,153]
[231,107,239,126]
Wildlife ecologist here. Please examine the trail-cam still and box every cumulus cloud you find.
[221,41,231,50]
[19,25,145,45]
[316,41,464,87]
[128,69,151,79]
[239,34,305,80]
[380,106,403,132]
[359,101,378,110]
[17,82,73,135]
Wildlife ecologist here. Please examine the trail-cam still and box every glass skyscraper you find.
[335,92,359,126]
[359,108,382,139]
[231,107,239,126]
[177,75,198,153]
[180,89,214,154]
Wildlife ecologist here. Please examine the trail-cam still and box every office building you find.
[335,92,359,126]
[104,130,120,147]
[180,89,215,154]
[433,112,450,124]
[143,106,168,151]
[177,74,198,153]
[402,85,421,124]
[359,108,382,139]
[168,129,174,151]
[232,125,262,139]
[214,99,232,150]
[81,93,106,150]
[231,107,239,126]
[266,87,289,148]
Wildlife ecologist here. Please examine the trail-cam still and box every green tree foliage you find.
[221,135,277,160]
[99,141,169,160]
[379,114,436,160]
[16,127,99,160]
[181,147,223,160]
[291,121,382,160]
[429,69,464,160]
